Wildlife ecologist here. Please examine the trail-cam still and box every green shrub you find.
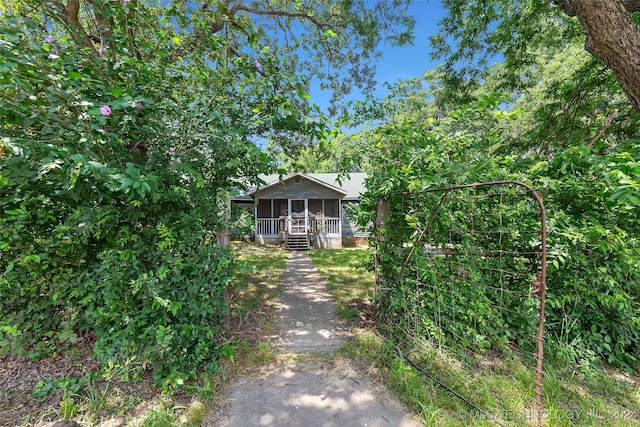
[356,96,640,371]
[0,11,297,381]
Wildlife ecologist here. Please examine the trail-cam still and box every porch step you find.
[286,234,310,251]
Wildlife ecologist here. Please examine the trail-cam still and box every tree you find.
[483,42,640,155]
[3,0,414,115]
[0,0,415,380]
[285,71,483,175]
[432,0,640,114]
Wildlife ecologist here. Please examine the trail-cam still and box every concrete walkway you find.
[214,251,420,427]
[275,251,348,353]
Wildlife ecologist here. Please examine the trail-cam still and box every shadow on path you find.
[213,251,420,427]
[275,251,349,353]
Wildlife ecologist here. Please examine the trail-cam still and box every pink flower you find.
[100,105,111,116]
[45,35,54,44]
[135,101,143,109]
[254,60,261,69]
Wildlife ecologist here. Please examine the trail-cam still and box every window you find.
[257,199,272,218]
[293,176,302,184]
[308,199,323,215]
[275,199,288,216]
[291,199,305,214]
[324,199,339,217]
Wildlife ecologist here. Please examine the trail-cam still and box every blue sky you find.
[373,0,447,90]
[310,0,448,113]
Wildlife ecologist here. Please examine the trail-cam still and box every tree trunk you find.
[567,0,640,113]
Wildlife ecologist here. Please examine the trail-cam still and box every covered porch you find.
[255,198,343,249]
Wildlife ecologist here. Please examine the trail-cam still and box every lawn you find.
[308,247,375,321]
[230,242,289,341]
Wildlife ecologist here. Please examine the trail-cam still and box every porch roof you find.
[231,172,367,202]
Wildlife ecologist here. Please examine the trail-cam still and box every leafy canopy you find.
[0,0,415,380]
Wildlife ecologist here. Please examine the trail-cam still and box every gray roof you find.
[232,172,368,201]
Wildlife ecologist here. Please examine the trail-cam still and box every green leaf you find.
[23,116,36,129]
[322,29,337,38]
[4,31,20,42]
[5,209,26,216]
[110,87,123,98]
[627,194,640,206]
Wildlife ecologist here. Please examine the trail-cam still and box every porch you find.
[256,216,341,234]
[254,198,343,249]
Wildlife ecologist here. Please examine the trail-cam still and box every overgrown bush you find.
[355,95,640,371]
[0,9,309,381]
[532,143,640,369]
[84,239,235,380]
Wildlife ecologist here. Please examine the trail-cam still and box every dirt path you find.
[210,251,420,427]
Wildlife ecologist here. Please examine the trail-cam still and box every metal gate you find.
[375,180,547,427]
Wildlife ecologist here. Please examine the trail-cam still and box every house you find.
[231,173,369,249]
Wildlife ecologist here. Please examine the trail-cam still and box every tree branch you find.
[63,0,98,54]
[86,0,114,56]
[177,3,330,62]
[586,108,619,147]
[556,0,640,16]
[227,4,327,31]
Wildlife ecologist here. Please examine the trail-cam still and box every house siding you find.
[254,177,344,200]
[342,205,369,238]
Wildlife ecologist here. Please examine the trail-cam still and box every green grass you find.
[305,247,640,427]
[139,405,181,427]
[308,247,374,320]
[344,327,640,426]
[231,242,289,338]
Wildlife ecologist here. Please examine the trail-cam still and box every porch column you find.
[287,199,292,234]
[254,201,258,236]
[338,199,343,236]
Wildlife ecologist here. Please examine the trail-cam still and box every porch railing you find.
[314,217,341,235]
[256,218,281,235]
[289,217,307,234]
[256,217,341,236]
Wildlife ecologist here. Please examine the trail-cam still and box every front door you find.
[289,199,307,234]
